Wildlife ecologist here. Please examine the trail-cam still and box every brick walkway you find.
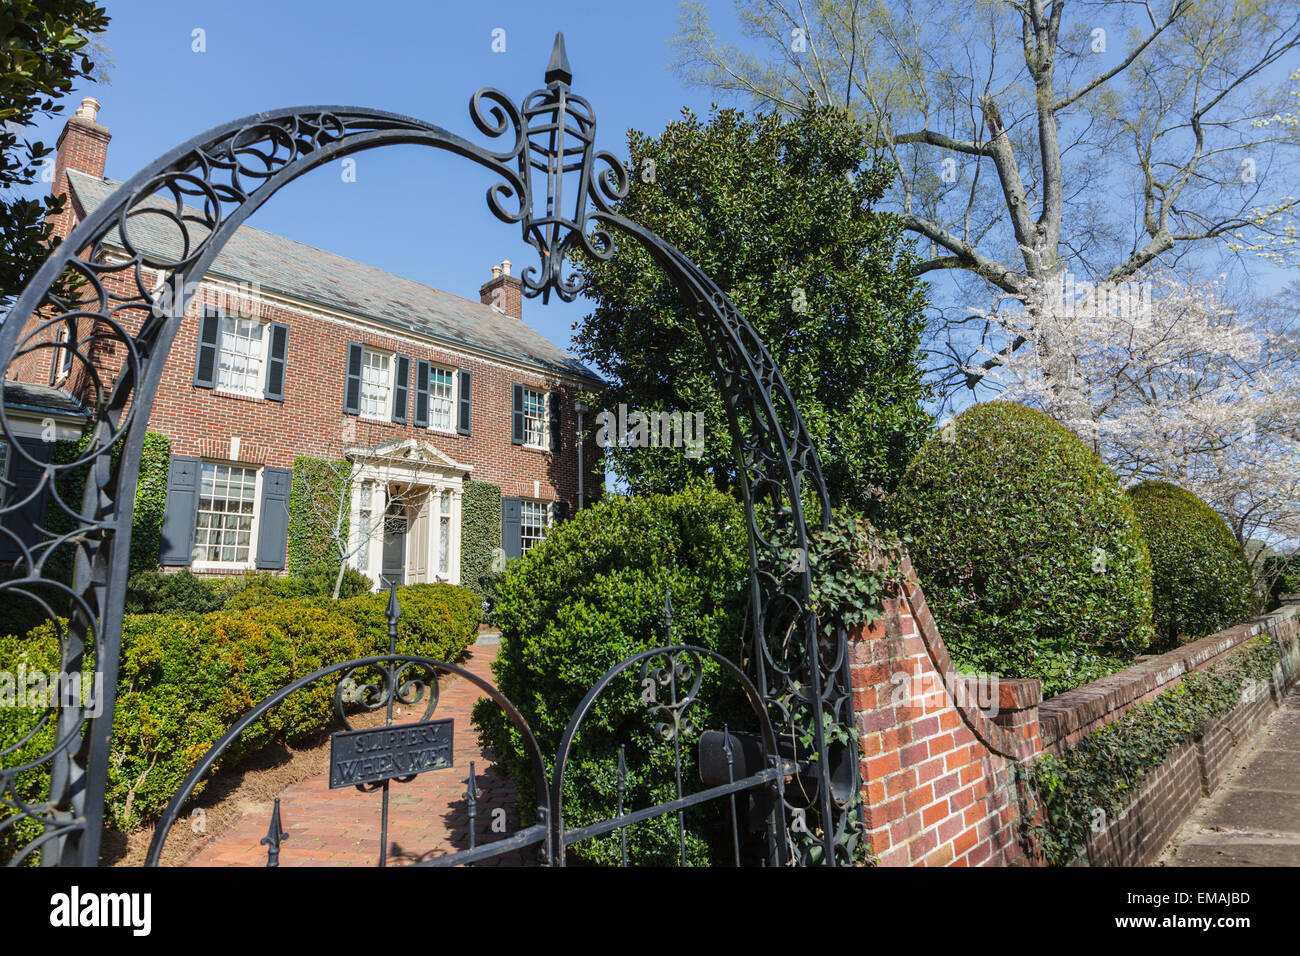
[188,642,528,867]
[1160,685,1300,866]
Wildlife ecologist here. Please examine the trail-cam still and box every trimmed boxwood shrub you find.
[884,402,1154,697]
[0,582,479,863]
[1127,481,1255,649]
[473,485,752,865]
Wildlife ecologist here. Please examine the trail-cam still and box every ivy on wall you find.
[287,456,349,577]
[47,429,172,579]
[459,479,501,604]
[1017,635,1286,865]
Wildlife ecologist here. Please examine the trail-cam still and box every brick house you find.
[2,99,603,586]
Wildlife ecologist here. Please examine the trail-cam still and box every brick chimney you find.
[479,259,523,320]
[49,96,110,240]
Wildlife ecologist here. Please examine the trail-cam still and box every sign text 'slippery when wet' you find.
[328,719,453,789]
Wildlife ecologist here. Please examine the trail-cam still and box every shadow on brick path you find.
[186,642,532,867]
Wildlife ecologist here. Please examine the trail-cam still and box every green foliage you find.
[1018,636,1284,866]
[1127,481,1257,649]
[1263,553,1300,609]
[328,582,480,661]
[574,106,932,517]
[472,486,752,865]
[125,568,223,615]
[218,566,374,610]
[1,430,173,639]
[459,480,502,607]
[46,429,172,581]
[884,402,1154,697]
[287,456,350,577]
[0,581,478,862]
[0,0,110,305]
[474,485,895,865]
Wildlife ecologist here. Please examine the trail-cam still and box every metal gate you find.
[0,33,861,867]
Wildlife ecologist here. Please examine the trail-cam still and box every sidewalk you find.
[1160,684,1300,866]
[188,640,527,866]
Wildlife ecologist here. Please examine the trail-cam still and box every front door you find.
[407,489,430,584]
[381,500,407,587]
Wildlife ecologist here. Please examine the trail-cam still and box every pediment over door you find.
[345,438,473,476]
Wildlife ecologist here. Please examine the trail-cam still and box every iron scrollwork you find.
[0,32,859,866]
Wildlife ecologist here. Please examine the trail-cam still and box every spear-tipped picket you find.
[260,797,288,867]
[465,762,479,852]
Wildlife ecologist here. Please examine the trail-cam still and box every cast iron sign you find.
[329,719,454,789]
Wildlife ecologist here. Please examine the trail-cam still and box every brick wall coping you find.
[892,557,1035,760]
[1038,603,1299,749]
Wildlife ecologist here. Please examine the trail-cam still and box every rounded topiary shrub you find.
[884,402,1153,696]
[472,485,752,866]
[1126,481,1255,648]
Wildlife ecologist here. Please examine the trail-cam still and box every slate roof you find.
[67,170,599,382]
[2,380,88,418]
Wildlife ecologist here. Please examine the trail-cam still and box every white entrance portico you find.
[345,438,471,587]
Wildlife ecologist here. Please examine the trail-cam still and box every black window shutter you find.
[255,467,292,570]
[159,455,201,566]
[343,342,363,415]
[549,390,562,451]
[511,383,524,445]
[264,322,288,401]
[413,359,430,428]
[457,370,472,435]
[553,500,570,524]
[0,438,52,563]
[392,355,410,424]
[501,496,522,558]
[193,308,221,388]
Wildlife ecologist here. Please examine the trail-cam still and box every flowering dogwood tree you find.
[969,267,1300,602]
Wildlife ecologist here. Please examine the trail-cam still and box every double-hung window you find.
[522,387,547,448]
[429,366,455,431]
[193,462,259,566]
[360,347,392,419]
[215,315,267,396]
[520,499,549,554]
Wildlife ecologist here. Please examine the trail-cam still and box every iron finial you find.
[545,32,572,86]
[386,581,401,629]
[260,797,288,867]
[663,586,673,640]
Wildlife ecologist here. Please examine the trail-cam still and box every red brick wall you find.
[854,561,1300,867]
[851,557,1037,866]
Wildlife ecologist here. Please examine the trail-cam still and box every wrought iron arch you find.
[0,33,859,866]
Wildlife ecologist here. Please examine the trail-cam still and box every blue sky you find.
[28,0,737,354]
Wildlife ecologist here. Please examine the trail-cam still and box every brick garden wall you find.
[854,561,1300,867]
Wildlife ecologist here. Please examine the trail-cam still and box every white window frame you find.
[427,364,457,434]
[213,313,270,398]
[520,498,550,554]
[191,460,262,570]
[359,346,394,422]
[521,387,548,450]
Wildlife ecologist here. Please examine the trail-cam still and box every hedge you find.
[1127,481,1256,649]
[459,479,502,607]
[472,485,752,865]
[0,581,479,864]
[884,402,1154,697]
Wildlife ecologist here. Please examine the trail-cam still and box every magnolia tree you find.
[969,267,1300,603]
